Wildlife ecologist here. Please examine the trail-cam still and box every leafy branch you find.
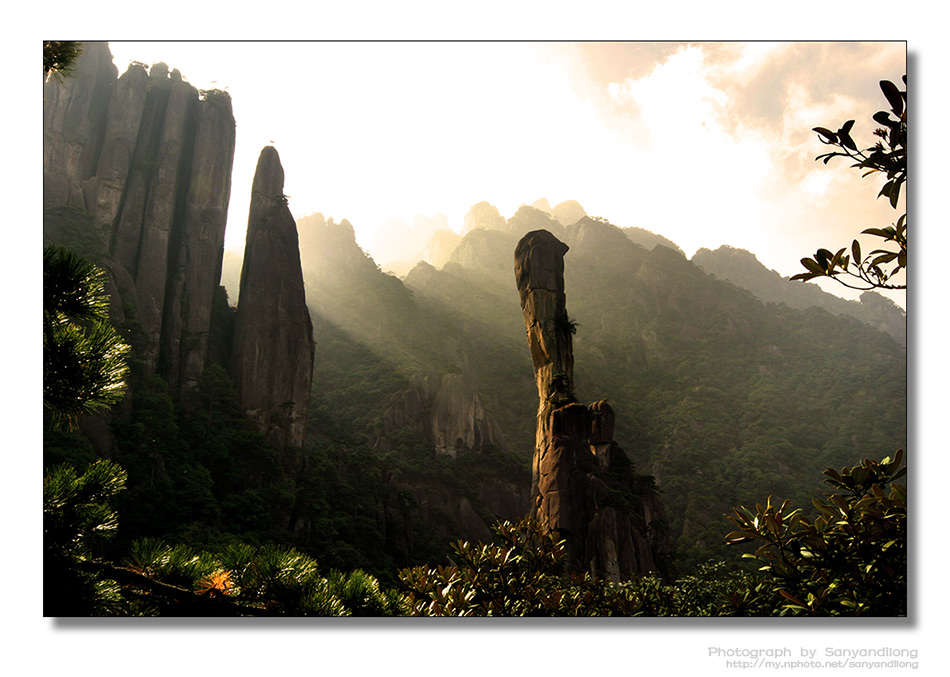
[725,451,906,616]
[793,77,906,291]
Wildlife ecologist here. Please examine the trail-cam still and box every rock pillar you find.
[230,146,314,450]
[514,229,671,580]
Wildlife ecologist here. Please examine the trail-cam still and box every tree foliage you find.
[115,539,405,616]
[43,457,405,616]
[43,246,130,430]
[44,460,129,615]
[794,77,907,290]
[398,518,769,616]
[725,451,906,616]
[43,41,84,82]
[43,453,903,616]
[398,518,644,615]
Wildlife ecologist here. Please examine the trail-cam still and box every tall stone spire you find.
[514,229,671,581]
[230,146,314,450]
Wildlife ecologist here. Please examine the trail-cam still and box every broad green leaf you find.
[880,80,904,117]
[871,252,898,266]
[889,185,901,208]
[838,130,858,152]
[801,258,826,275]
[873,111,894,126]
[779,590,808,608]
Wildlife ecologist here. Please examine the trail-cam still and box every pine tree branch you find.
[76,560,277,616]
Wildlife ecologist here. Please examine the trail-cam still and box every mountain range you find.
[221,200,906,569]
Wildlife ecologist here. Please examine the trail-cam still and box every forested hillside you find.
[48,195,906,584]
[223,203,906,571]
[692,245,906,346]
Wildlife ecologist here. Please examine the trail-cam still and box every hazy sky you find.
[107,41,905,306]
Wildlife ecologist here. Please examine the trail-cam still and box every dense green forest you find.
[288,208,906,569]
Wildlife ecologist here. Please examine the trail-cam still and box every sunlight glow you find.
[106,41,905,307]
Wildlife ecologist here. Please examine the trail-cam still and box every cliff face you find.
[43,42,118,210]
[377,372,507,458]
[229,147,314,450]
[43,43,236,400]
[161,89,237,394]
[514,229,670,580]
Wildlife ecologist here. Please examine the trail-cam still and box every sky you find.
[107,40,906,307]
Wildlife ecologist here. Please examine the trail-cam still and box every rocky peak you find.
[507,205,565,240]
[423,229,462,269]
[229,147,314,450]
[43,42,118,210]
[449,227,517,276]
[513,229,574,404]
[551,200,587,227]
[622,226,686,256]
[514,229,670,580]
[462,201,507,234]
[43,42,237,401]
[530,197,553,214]
[298,213,375,273]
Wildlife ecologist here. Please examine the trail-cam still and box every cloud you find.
[597,45,775,255]
[588,42,905,306]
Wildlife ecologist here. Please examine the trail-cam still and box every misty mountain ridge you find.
[691,245,905,346]
[237,196,904,350]
[243,201,904,567]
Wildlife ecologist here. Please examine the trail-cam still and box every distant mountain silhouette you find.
[282,205,906,569]
[692,245,905,346]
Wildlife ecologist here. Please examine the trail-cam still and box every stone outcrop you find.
[43,43,237,400]
[551,200,587,227]
[507,205,565,240]
[161,89,237,394]
[229,146,314,450]
[530,198,589,228]
[514,229,670,580]
[43,42,118,210]
[376,372,507,457]
[423,229,462,269]
[462,201,507,234]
